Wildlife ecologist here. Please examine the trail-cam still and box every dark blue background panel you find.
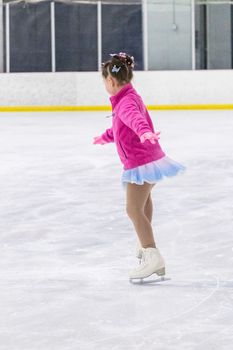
[10,2,51,72]
[102,4,143,70]
[55,3,98,71]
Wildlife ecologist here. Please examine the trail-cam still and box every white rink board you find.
[0,110,233,350]
[0,70,232,106]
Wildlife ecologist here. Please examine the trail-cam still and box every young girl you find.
[93,52,185,281]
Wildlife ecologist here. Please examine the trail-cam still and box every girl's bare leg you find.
[144,193,153,223]
[126,183,156,248]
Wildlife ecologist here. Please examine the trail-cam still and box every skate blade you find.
[129,275,171,285]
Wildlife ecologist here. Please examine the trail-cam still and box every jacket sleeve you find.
[101,127,114,143]
[117,98,152,137]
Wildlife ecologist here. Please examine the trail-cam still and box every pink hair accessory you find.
[110,52,134,68]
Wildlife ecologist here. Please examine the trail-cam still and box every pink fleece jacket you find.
[101,83,165,170]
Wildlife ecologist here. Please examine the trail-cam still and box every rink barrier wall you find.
[0,70,232,111]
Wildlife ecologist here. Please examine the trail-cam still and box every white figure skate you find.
[130,247,168,283]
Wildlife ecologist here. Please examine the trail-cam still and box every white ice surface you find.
[0,111,233,350]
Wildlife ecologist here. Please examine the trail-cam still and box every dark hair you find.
[101,52,134,85]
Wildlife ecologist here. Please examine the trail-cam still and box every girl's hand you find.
[140,131,161,144]
[93,136,108,145]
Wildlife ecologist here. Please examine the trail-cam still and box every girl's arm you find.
[118,99,152,138]
[93,128,114,145]
[101,127,114,143]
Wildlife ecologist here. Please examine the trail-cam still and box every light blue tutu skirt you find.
[121,155,186,188]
